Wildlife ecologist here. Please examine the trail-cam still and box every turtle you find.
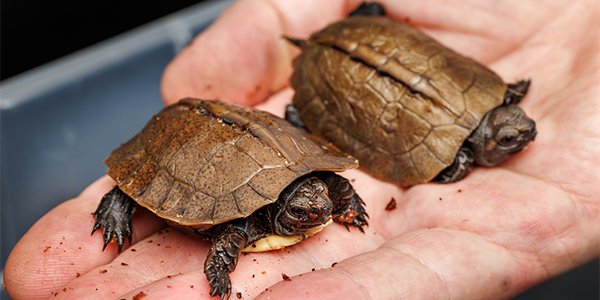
[91,98,368,299]
[285,2,537,187]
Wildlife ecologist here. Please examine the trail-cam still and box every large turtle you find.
[285,3,537,186]
[91,99,368,299]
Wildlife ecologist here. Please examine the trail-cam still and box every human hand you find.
[5,0,599,299]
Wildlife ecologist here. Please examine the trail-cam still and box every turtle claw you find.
[334,200,369,233]
[91,187,136,252]
[209,275,231,300]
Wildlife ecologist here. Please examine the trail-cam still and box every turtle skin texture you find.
[92,99,368,299]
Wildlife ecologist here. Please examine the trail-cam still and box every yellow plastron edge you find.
[242,219,333,253]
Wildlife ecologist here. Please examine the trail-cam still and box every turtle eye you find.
[496,127,520,148]
[290,207,307,218]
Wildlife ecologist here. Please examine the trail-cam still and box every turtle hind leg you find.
[433,147,475,183]
[284,104,308,131]
[504,79,531,105]
[317,173,368,232]
[349,2,386,17]
[92,187,136,252]
[205,223,250,300]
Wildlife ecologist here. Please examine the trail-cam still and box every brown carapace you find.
[286,3,536,186]
[92,99,368,299]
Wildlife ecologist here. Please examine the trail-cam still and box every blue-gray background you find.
[0,0,597,299]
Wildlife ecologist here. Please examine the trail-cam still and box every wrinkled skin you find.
[4,0,599,299]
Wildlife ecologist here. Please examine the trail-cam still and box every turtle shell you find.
[290,16,507,186]
[105,99,357,228]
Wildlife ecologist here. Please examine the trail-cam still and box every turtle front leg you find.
[433,147,475,183]
[317,173,368,232]
[284,104,308,130]
[205,223,250,300]
[92,187,136,252]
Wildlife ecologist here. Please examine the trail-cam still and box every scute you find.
[291,16,507,186]
[105,99,357,226]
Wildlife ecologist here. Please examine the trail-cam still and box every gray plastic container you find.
[0,0,596,298]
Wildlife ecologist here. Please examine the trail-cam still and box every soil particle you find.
[385,197,397,211]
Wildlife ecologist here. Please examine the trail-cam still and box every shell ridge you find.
[313,33,460,117]
[197,100,299,164]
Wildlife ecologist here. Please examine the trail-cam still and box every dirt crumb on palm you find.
[385,197,397,211]
[282,273,291,281]
[133,291,147,300]
[236,292,243,298]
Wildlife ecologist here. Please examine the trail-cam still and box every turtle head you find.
[274,176,332,236]
[469,105,537,166]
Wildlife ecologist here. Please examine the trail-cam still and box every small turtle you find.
[285,2,537,186]
[91,99,367,299]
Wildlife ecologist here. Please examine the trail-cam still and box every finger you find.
[44,208,383,299]
[47,228,207,299]
[3,177,166,300]
[257,227,545,300]
[161,0,356,106]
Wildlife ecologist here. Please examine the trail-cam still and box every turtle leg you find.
[205,223,250,300]
[91,187,136,252]
[433,147,475,183]
[284,104,308,130]
[504,79,531,105]
[317,173,368,232]
[349,2,386,17]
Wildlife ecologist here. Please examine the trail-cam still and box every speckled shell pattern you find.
[290,16,507,186]
[105,99,357,228]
